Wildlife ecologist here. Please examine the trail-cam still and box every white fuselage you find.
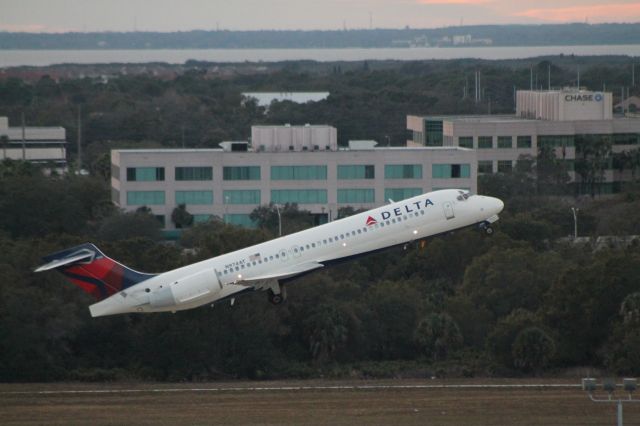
[89,189,503,317]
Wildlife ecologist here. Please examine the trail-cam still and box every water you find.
[1,45,640,67]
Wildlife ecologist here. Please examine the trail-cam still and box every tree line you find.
[1,57,640,381]
[2,23,640,49]
[1,158,640,382]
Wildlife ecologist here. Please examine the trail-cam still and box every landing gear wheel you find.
[478,221,494,236]
[268,287,286,305]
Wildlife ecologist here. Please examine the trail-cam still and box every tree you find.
[536,145,570,195]
[0,135,9,159]
[461,247,563,320]
[487,309,539,369]
[97,211,162,241]
[574,134,613,196]
[171,203,193,229]
[302,304,349,364]
[414,312,463,361]
[250,203,314,236]
[511,327,555,374]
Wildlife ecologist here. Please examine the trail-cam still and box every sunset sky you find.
[1,0,640,32]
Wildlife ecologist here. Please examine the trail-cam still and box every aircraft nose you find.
[493,197,504,214]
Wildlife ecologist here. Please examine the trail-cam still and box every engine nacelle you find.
[149,269,221,309]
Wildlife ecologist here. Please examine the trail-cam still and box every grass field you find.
[0,379,638,425]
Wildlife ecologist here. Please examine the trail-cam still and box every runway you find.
[0,379,632,426]
[0,381,581,395]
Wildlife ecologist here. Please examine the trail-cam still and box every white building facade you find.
[0,116,67,171]
[407,89,640,193]
[112,125,476,230]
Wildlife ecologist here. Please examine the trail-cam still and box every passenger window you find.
[357,229,361,234]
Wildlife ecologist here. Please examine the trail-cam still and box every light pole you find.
[571,207,579,239]
[274,204,282,236]
[582,378,639,426]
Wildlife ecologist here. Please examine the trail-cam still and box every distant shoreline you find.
[2,45,639,67]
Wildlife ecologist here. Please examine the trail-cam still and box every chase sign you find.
[564,92,604,102]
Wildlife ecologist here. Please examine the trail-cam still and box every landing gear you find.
[479,221,494,235]
[268,286,287,305]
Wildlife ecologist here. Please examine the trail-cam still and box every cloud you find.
[516,3,640,23]
[0,23,76,33]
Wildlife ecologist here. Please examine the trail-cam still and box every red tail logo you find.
[366,216,377,226]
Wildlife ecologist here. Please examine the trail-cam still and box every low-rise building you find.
[112,125,476,230]
[0,116,67,172]
[407,89,640,194]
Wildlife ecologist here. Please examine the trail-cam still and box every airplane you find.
[35,189,503,317]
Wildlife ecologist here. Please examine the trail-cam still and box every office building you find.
[112,125,476,230]
[407,89,640,193]
[0,116,67,172]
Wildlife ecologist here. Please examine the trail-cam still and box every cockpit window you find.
[456,190,473,201]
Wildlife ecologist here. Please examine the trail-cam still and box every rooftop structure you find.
[0,116,67,172]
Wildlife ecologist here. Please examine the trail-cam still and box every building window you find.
[224,214,257,228]
[425,120,443,146]
[385,164,422,179]
[337,189,375,204]
[175,191,213,205]
[126,167,165,181]
[337,165,375,179]
[478,161,493,174]
[497,160,513,173]
[538,135,575,148]
[613,133,640,145]
[193,214,212,224]
[384,188,422,201]
[271,189,327,204]
[223,166,260,180]
[175,166,212,181]
[432,164,470,179]
[271,165,327,180]
[126,191,165,205]
[111,164,120,180]
[517,136,532,149]
[223,190,261,204]
[458,137,473,148]
[478,136,493,149]
[497,136,513,149]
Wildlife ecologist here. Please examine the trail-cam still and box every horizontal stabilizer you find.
[35,249,94,272]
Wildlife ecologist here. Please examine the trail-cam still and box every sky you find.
[1,0,640,32]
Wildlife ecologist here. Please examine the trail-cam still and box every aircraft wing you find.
[237,261,324,288]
